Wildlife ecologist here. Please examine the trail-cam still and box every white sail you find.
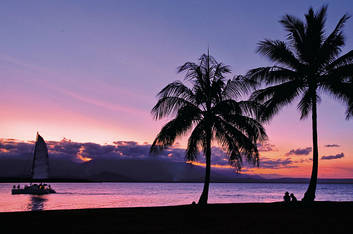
[32,133,49,180]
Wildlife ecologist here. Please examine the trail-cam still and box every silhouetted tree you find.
[246,6,353,202]
[151,52,267,205]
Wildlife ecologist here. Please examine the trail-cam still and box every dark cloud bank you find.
[0,139,291,181]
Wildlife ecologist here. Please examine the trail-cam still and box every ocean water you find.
[0,182,352,212]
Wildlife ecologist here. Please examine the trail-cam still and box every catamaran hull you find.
[11,188,56,195]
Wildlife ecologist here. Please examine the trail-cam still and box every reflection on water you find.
[27,195,47,211]
[0,183,352,212]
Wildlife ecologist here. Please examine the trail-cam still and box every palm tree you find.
[150,52,267,205]
[246,6,353,202]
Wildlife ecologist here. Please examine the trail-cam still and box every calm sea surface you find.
[1,183,352,212]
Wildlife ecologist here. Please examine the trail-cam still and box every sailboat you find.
[12,133,56,195]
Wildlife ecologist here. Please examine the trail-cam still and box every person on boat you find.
[283,191,290,203]
[13,185,16,189]
[17,184,20,189]
[290,193,297,203]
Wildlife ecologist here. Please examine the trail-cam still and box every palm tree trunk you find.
[303,94,318,203]
[198,129,212,206]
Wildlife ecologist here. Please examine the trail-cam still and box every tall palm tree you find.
[150,52,267,205]
[246,6,353,202]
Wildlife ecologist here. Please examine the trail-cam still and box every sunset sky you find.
[1,0,353,178]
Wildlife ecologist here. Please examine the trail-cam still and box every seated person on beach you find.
[283,191,290,203]
[290,193,297,203]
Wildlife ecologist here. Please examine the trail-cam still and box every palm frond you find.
[237,100,266,120]
[250,80,303,122]
[327,64,353,80]
[212,99,242,115]
[345,98,353,119]
[297,89,313,119]
[224,114,268,142]
[178,62,206,86]
[280,14,305,57]
[321,73,353,119]
[213,122,242,172]
[246,66,298,85]
[222,75,254,99]
[257,40,301,69]
[214,63,232,79]
[157,81,194,98]
[150,105,201,153]
[185,121,206,161]
[151,96,200,120]
[304,6,326,51]
[319,14,350,67]
[326,50,353,70]
[214,117,260,167]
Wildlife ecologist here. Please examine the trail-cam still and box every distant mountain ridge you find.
[1,176,353,184]
[1,153,352,183]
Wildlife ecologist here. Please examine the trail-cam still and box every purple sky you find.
[1,0,353,178]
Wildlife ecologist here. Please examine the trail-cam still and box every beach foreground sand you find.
[1,202,352,234]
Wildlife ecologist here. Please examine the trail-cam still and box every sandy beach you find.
[1,202,352,234]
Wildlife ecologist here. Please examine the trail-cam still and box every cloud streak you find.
[258,157,297,169]
[321,153,344,160]
[286,147,312,156]
[257,142,277,152]
[324,144,340,148]
[60,89,147,116]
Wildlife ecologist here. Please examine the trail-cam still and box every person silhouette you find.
[283,191,290,203]
[290,193,297,203]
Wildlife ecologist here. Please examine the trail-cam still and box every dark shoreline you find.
[1,202,352,233]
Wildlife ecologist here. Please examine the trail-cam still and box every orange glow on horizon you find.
[186,161,234,169]
[0,148,9,153]
[76,145,92,162]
